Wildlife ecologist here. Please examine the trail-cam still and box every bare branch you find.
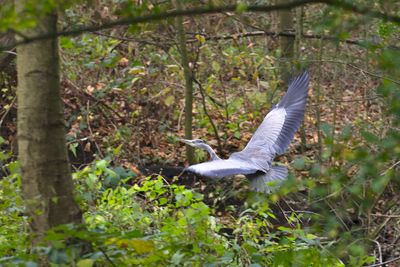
[363,255,400,267]
[306,59,400,85]
[1,0,399,51]
[186,30,363,46]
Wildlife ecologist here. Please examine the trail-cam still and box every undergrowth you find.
[0,156,347,266]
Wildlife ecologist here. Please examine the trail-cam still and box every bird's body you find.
[181,72,310,194]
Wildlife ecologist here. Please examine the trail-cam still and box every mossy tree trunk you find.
[15,2,82,245]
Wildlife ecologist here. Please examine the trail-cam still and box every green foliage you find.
[0,139,28,261]
[73,159,137,209]
[0,158,345,266]
[0,0,78,32]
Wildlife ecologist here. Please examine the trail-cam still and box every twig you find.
[332,96,381,103]
[193,77,224,156]
[344,63,400,86]
[93,31,162,47]
[282,198,304,224]
[206,93,224,108]
[65,79,125,121]
[315,37,323,162]
[0,50,17,55]
[305,59,400,85]
[283,210,321,216]
[191,38,224,156]
[86,101,104,158]
[0,96,16,129]
[326,201,350,232]
[177,104,185,132]
[363,256,400,267]
[370,213,400,218]
[185,23,381,49]
[380,160,400,175]
[187,30,366,46]
[276,201,296,228]
[371,239,383,266]
[8,28,29,40]
[66,137,89,145]
[370,216,392,239]
[98,247,117,267]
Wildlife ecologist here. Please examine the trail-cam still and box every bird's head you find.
[179,138,207,149]
[179,138,220,161]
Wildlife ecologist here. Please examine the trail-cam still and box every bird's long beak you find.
[178,138,195,147]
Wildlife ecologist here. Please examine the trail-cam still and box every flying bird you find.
[180,72,310,194]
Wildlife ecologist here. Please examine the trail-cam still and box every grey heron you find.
[180,72,310,194]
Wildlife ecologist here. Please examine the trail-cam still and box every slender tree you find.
[175,0,195,164]
[295,6,307,152]
[15,1,82,245]
[278,0,295,84]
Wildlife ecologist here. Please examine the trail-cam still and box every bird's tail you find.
[249,166,288,194]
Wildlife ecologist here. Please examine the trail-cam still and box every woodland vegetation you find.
[0,0,399,266]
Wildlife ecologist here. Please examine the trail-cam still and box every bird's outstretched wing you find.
[231,71,310,171]
[186,159,259,179]
[186,72,309,181]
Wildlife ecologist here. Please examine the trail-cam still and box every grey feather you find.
[240,71,310,160]
[186,159,259,179]
[247,166,288,194]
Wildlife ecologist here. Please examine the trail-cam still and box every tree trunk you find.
[295,6,307,152]
[175,0,195,164]
[15,1,82,245]
[278,0,295,84]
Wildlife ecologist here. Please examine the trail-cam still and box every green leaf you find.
[235,3,247,13]
[60,37,74,49]
[69,143,78,158]
[212,61,221,72]
[361,130,379,143]
[77,259,95,267]
[171,251,185,265]
[164,95,175,107]
[96,160,108,171]
[159,197,168,205]
[293,157,306,170]
[340,124,352,141]
[234,131,241,139]
[321,123,332,137]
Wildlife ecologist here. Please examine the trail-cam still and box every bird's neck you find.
[204,144,221,161]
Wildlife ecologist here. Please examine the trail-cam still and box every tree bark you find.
[295,6,307,152]
[175,0,195,164]
[278,0,295,84]
[15,1,82,245]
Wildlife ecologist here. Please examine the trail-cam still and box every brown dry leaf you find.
[84,142,91,152]
[96,83,105,90]
[124,163,142,176]
[67,123,80,138]
[142,147,152,155]
[119,57,129,67]
[86,85,95,95]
